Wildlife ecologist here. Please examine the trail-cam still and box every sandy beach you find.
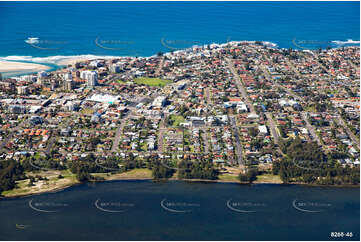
[55,55,120,66]
[56,57,93,66]
[0,60,51,73]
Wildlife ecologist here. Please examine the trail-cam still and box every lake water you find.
[0,180,359,241]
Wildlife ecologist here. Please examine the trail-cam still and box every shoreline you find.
[1,40,359,78]
[0,60,52,76]
[1,175,359,199]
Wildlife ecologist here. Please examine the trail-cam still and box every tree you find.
[76,171,90,182]
[279,168,289,183]
[248,127,259,137]
[238,168,258,183]
[178,159,219,180]
[151,160,175,179]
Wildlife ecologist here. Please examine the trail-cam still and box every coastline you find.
[0,60,51,75]
[1,39,359,78]
[0,55,125,78]
[1,174,359,199]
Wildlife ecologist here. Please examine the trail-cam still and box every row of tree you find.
[273,138,359,185]
[0,159,25,193]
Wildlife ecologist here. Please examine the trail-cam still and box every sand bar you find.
[0,60,51,73]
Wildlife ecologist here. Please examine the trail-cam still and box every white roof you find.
[258,125,268,134]
[87,94,119,103]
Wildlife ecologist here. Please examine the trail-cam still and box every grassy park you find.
[134,77,171,87]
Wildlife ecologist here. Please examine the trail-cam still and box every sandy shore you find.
[1,170,358,199]
[0,60,51,73]
[56,57,93,66]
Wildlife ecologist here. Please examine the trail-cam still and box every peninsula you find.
[0,41,359,198]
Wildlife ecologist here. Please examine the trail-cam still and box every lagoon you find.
[0,180,359,241]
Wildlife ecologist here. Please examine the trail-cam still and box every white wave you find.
[262,41,278,48]
[0,40,280,67]
[0,54,136,66]
[331,39,360,45]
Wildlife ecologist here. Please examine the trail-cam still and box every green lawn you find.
[1,169,78,197]
[93,168,152,180]
[134,77,171,87]
[169,114,185,127]
[256,173,282,184]
[219,173,239,182]
[80,108,94,115]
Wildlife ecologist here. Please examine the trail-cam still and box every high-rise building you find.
[87,72,97,87]
[81,70,98,87]
[64,72,72,81]
[110,63,121,73]
[17,86,28,95]
[37,71,47,85]
[64,79,73,91]
[38,71,47,78]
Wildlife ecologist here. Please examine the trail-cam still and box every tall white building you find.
[111,63,121,73]
[64,79,73,91]
[37,71,47,84]
[17,86,28,95]
[80,70,98,87]
[38,71,47,78]
[63,72,72,81]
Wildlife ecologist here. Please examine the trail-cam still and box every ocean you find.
[0,1,359,65]
[0,181,359,241]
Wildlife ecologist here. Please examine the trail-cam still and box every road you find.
[301,112,323,147]
[225,58,256,113]
[259,64,302,102]
[335,115,360,149]
[155,57,165,76]
[201,130,209,153]
[284,58,301,76]
[229,116,243,166]
[205,87,211,105]
[265,112,280,144]
[0,117,29,152]
[111,110,134,152]
[307,54,359,149]
[157,114,167,153]
[45,132,56,155]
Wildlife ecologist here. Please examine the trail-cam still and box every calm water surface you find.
[0,181,359,241]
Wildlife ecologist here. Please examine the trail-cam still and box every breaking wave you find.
[331,39,360,46]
